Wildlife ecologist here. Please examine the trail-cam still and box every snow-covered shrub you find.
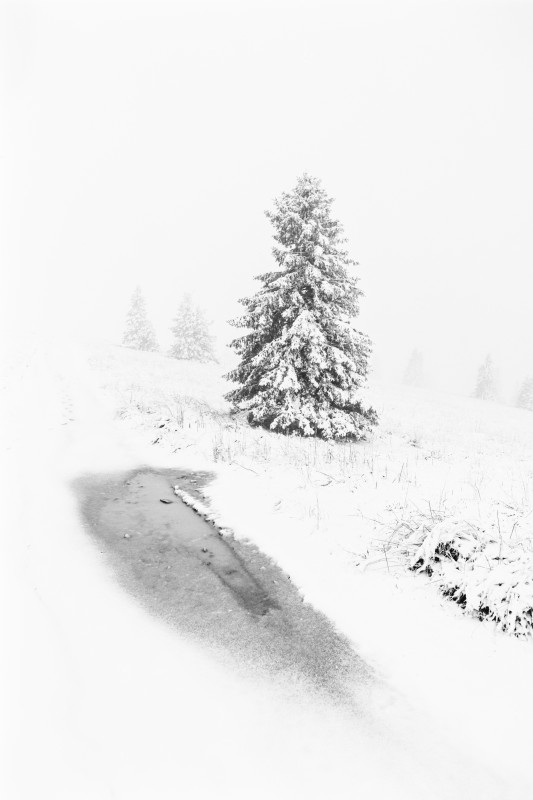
[391,512,533,637]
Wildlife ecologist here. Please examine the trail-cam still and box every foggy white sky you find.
[2,0,533,395]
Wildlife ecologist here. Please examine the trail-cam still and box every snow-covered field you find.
[95,337,533,635]
[2,335,533,798]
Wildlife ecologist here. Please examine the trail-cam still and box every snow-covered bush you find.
[225,174,377,440]
[389,512,533,637]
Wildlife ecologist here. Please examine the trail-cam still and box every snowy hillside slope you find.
[86,339,533,792]
[96,341,533,631]
[2,336,533,799]
[1,336,425,800]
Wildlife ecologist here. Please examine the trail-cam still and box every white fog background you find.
[2,0,532,397]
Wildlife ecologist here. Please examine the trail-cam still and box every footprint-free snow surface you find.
[75,467,372,700]
[6,339,528,800]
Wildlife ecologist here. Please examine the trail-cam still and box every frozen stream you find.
[74,467,372,702]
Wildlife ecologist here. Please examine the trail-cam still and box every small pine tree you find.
[169,294,216,363]
[403,349,424,387]
[473,354,498,401]
[122,286,158,351]
[225,174,377,440]
[516,376,533,411]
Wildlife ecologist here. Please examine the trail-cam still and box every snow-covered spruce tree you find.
[122,286,158,351]
[516,376,533,411]
[169,294,216,363]
[473,354,498,401]
[403,348,424,387]
[225,174,377,439]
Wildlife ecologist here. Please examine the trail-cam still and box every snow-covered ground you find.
[2,335,533,798]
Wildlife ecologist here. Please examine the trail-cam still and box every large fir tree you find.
[516,376,533,411]
[122,286,158,351]
[473,354,498,401]
[169,294,216,363]
[225,174,377,439]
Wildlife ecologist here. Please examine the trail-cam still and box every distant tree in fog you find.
[403,348,425,387]
[473,354,498,401]
[516,376,533,411]
[225,173,377,439]
[169,294,216,363]
[122,286,158,351]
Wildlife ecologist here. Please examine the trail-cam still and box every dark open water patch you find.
[73,467,373,702]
